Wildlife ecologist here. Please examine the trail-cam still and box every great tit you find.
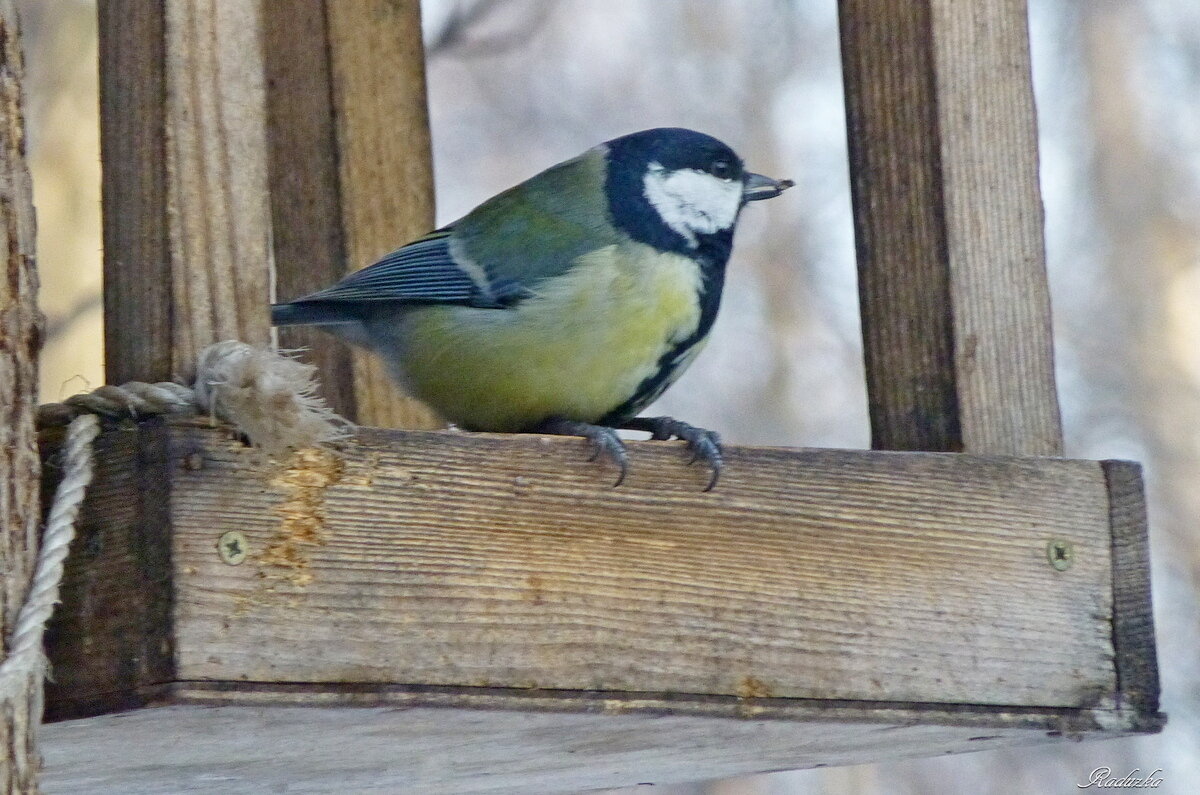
[272,127,792,489]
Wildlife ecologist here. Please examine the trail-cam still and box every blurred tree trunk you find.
[0,0,44,791]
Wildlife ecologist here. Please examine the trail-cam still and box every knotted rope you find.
[0,341,351,706]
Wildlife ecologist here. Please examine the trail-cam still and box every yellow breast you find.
[391,243,703,431]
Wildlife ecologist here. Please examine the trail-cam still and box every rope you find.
[0,414,99,702]
[2,341,351,712]
[37,340,353,455]
[36,381,197,426]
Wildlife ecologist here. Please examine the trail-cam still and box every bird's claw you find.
[533,416,722,491]
[620,416,723,491]
[586,428,630,487]
[534,417,629,487]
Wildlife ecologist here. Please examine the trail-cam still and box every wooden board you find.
[169,427,1114,705]
[36,419,1163,789]
[44,420,1155,711]
[327,0,443,429]
[838,0,1063,455]
[36,700,1115,795]
[40,422,176,718]
[261,0,355,417]
[97,0,171,384]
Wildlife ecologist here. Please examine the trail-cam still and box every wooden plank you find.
[169,425,1115,706]
[98,0,272,386]
[161,0,272,378]
[838,0,1063,455]
[44,420,1142,714]
[261,0,442,428]
[38,421,1163,788]
[40,422,176,722]
[0,1,42,785]
[99,0,439,421]
[324,0,443,429]
[37,699,1117,794]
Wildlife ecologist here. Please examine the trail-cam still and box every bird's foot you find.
[533,417,629,487]
[620,416,723,491]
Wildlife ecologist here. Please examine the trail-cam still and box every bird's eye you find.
[709,160,734,180]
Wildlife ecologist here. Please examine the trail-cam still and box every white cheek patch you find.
[642,163,743,247]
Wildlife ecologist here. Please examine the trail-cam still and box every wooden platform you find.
[37,418,1162,793]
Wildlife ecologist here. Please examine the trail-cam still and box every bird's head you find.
[602,128,792,255]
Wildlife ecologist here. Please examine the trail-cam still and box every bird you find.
[272,127,792,490]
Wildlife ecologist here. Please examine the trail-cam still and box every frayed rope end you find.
[194,341,355,456]
[37,341,355,457]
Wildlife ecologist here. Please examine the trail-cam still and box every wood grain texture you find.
[1103,460,1161,725]
[40,422,175,723]
[37,699,1119,795]
[838,0,1063,455]
[0,2,42,786]
[38,420,1162,787]
[45,421,1136,712]
[98,0,170,384]
[162,0,272,378]
[99,0,272,386]
[325,0,444,429]
[165,426,1115,706]
[99,0,437,420]
[261,0,356,418]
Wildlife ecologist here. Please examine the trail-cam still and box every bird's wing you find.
[452,147,621,289]
[287,148,618,310]
[292,229,526,308]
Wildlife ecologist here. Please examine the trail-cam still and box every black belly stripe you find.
[599,248,727,424]
[601,339,699,423]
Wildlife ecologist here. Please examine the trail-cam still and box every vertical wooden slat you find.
[261,1,356,418]
[98,0,170,384]
[262,0,441,428]
[100,0,438,426]
[162,0,272,374]
[0,1,43,787]
[99,0,272,386]
[838,0,1063,455]
[325,0,442,429]
[1102,460,1161,723]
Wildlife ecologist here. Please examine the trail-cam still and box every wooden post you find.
[0,2,43,789]
[263,0,441,428]
[99,0,440,428]
[839,0,1064,455]
[99,0,272,386]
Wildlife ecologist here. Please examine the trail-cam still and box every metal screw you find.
[183,452,205,471]
[1046,539,1074,571]
[218,531,249,565]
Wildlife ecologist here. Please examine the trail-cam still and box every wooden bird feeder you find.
[28,0,1163,792]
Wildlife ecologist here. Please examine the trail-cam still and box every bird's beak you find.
[743,172,794,202]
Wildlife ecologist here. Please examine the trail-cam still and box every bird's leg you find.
[619,417,723,492]
[532,417,629,488]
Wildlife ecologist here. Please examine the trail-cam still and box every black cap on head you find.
[603,128,745,258]
[605,127,745,183]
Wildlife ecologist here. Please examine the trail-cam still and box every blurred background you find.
[17,0,1199,792]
